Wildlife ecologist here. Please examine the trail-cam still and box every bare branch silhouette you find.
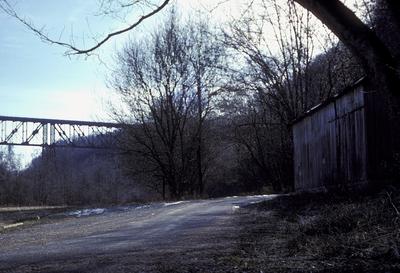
[0,0,171,55]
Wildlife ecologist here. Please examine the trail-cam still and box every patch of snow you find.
[163,201,187,207]
[232,205,240,212]
[224,196,239,199]
[3,222,24,229]
[249,194,276,198]
[68,208,105,218]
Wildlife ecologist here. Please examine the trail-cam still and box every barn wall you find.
[293,85,368,191]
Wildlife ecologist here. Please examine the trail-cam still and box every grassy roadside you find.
[0,206,73,232]
[232,187,400,272]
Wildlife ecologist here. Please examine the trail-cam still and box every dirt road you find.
[0,195,275,273]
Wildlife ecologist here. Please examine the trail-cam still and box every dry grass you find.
[233,186,400,272]
[0,206,71,231]
[0,206,67,212]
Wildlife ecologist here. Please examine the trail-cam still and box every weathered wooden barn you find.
[293,78,391,191]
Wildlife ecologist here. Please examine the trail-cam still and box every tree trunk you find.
[293,0,399,97]
[196,75,204,196]
[162,178,166,200]
[385,0,400,31]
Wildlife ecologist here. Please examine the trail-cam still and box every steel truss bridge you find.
[0,115,124,149]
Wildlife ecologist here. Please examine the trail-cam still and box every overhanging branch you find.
[0,0,171,55]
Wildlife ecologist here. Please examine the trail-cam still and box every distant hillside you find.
[0,132,157,206]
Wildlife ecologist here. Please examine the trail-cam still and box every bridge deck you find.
[0,115,125,149]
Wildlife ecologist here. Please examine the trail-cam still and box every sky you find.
[0,0,245,122]
[0,0,244,164]
[0,0,123,122]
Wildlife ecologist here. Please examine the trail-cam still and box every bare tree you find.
[224,0,331,123]
[0,147,21,204]
[221,0,321,191]
[111,10,224,199]
[185,17,226,195]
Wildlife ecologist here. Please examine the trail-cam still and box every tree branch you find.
[0,0,171,55]
[292,0,399,97]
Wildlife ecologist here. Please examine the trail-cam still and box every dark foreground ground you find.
[1,189,399,273]
[235,187,400,272]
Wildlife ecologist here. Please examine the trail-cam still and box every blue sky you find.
[0,0,121,122]
[0,0,233,164]
[0,0,236,120]
[0,0,163,164]
[0,0,243,122]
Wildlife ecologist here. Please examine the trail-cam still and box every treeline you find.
[0,0,398,205]
[0,146,155,205]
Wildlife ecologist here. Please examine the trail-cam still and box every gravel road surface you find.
[0,195,275,273]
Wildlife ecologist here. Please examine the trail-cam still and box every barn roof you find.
[292,77,366,125]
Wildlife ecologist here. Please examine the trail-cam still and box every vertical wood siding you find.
[293,86,368,191]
